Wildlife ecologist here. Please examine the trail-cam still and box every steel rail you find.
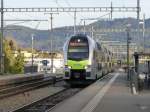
[0,76,63,99]
[13,88,82,112]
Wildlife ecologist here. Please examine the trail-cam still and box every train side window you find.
[93,50,96,60]
[109,63,111,67]
[102,63,104,67]
[98,63,102,70]
[105,63,107,67]
[107,57,109,62]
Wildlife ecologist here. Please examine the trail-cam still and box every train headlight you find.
[65,65,71,69]
[85,65,91,70]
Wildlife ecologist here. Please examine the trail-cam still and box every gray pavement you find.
[49,74,113,112]
[93,72,150,112]
[49,70,150,112]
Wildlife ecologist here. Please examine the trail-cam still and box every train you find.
[63,34,114,85]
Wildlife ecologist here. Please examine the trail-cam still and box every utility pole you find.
[83,20,86,34]
[142,14,145,52]
[137,0,140,52]
[91,26,94,38]
[45,13,59,74]
[137,0,140,20]
[126,24,131,80]
[0,0,4,74]
[74,11,77,34]
[31,34,34,73]
[110,1,113,20]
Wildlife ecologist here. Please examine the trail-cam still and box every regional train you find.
[63,34,114,85]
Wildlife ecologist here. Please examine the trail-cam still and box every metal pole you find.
[31,34,34,73]
[117,46,119,61]
[0,0,4,74]
[50,13,53,74]
[126,24,131,80]
[137,0,140,20]
[143,14,145,52]
[84,20,86,34]
[2,7,139,13]
[137,0,140,52]
[110,1,113,20]
[45,13,59,74]
[74,11,77,34]
[91,26,94,38]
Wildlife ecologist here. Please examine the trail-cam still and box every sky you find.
[2,0,150,29]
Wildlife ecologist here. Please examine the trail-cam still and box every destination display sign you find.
[69,42,88,46]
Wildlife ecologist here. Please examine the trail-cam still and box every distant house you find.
[13,50,64,65]
[13,50,38,58]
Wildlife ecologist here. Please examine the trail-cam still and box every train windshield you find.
[68,36,89,61]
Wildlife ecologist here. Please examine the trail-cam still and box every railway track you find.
[13,87,82,112]
[0,75,63,99]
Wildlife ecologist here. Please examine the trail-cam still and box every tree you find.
[3,39,24,74]
[4,39,15,73]
[13,50,24,74]
[6,36,18,51]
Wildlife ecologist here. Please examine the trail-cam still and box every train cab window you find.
[68,36,89,61]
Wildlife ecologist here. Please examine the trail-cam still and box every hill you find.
[4,18,150,51]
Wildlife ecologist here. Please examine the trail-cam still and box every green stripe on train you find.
[67,60,89,69]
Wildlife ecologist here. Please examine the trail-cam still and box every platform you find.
[49,69,150,112]
[0,73,44,86]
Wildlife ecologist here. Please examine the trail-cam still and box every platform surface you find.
[49,70,150,112]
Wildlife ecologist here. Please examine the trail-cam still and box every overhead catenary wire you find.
[78,12,112,33]
[63,0,85,18]
[55,0,78,34]
[5,19,47,28]
[55,0,74,18]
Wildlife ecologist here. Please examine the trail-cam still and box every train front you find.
[64,34,92,85]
